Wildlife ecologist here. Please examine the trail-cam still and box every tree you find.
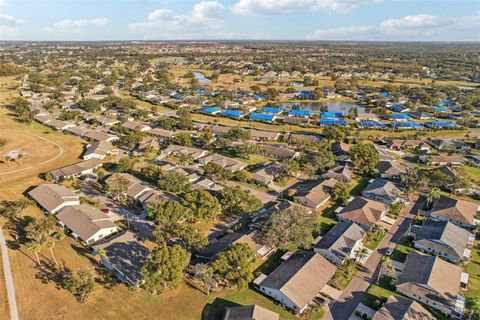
[351,143,380,176]
[203,162,232,181]
[211,243,255,288]
[158,171,191,193]
[323,126,347,142]
[183,189,222,220]
[427,187,442,207]
[388,201,405,217]
[141,245,189,295]
[354,248,369,262]
[95,248,107,265]
[148,199,192,224]
[172,225,208,253]
[260,204,315,249]
[235,143,259,159]
[377,256,394,283]
[217,186,262,215]
[62,268,96,303]
[199,129,214,147]
[331,181,349,205]
[300,149,335,175]
[0,199,30,220]
[16,153,23,166]
[25,215,64,264]
[233,170,251,183]
[187,263,216,295]
[77,98,100,112]
[171,132,193,147]
[107,174,131,198]
[227,128,250,142]
[116,157,136,173]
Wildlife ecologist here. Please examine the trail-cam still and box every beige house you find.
[337,196,387,230]
[28,184,80,214]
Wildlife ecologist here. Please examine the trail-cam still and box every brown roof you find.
[249,130,280,141]
[397,251,463,308]
[373,296,435,320]
[28,184,79,213]
[337,196,387,229]
[84,140,113,157]
[223,305,279,320]
[431,195,478,225]
[198,154,247,171]
[294,178,337,207]
[148,128,175,138]
[56,205,117,241]
[259,144,298,159]
[105,173,151,199]
[260,251,336,309]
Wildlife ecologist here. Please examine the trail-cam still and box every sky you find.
[0,0,479,41]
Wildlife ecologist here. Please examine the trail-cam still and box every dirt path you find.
[0,226,19,320]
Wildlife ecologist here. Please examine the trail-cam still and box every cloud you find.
[0,13,24,26]
[232,0,381,16]
[129,1,226,39]
[53,18,109,29]
[307,13,480,41]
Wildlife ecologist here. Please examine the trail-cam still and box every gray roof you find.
[28,184,79,212]
[362,178,401,200]
[93,232,149,286]
[373,296,435,320]
[415,218,470,258]
[259,251,336,309]
[223,305,279,320]
[430,195,478,226]
[315,221,365,258]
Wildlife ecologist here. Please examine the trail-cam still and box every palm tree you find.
[95,248,107,265]
[16,153,23,166]
[427,187,442,207]
[377,256,394,283]
[354,248,369,262]
[4,155,12,167]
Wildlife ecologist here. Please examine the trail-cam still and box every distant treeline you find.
[0,63,27,76]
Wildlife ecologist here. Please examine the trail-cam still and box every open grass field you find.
[465,241,480,307]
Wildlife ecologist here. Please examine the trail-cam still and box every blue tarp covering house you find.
[424,121,458,128]
[380,92,390,98]
[442,99,454,106]
[288,109,312,117]
[321,112,343,119]
[296,90,317,99]
[199,106,221,114]
[391,113,412,120]
[319,119,347,126]
[434,106,449,112]
[221,110,244,118]
[391,121,423,129]
[357,121,385,128]
[389,104,407,112]
[262,107,283,114]
[170,92,184,100]
[196,89,207,95]
[249,113,276,122]
[254,94,266,100]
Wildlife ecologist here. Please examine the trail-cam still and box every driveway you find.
[324,203,415,320]
[225,181,277,204]
[0,226,19,320]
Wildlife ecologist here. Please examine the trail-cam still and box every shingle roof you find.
[260,251,336,309]
[28,184,79,213]
[49,159,102,179]
[223,305,279,320]
[362,178,401,201]
[314,221,365,258]
[431,195,478,225]
[372,295,435,320]
[337,196,387,229]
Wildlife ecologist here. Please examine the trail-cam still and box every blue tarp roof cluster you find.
[389,104,406,112]
[391,113,412,120]
[262,107,283,114]
[442,99,454,106]
[424,121,457,128]
[358,121,385,128]
[321,112,343,119]
[391,121,423,129]
[288,109,312,117]
[319,119,347,126]
[221,110,244,118]
[380,92,390,98]
[249,113,276,122]
[199,106,221,114]
[254,94,265,99]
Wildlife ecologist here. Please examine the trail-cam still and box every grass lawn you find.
[253,250,286,275]
[364,228,387,250]
[315,202,338,236]
[361,276,396,310]
[391,236,413,263]
[328,266,356,290]
[465,240,480,308]
[349,176,370,196]
[463,166,480,185]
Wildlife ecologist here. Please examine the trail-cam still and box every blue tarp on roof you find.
[199,106,221,114]
[390,104,406,112]
[434,106,449,112]
[262,107,283,114]
[442,99,454,106]
[391,113,412,120]
[391,121,423,129]
[254,94,265,100]
[424,121,458,128]
[288,109,312,117]
[297,90,317,99]
[221,110,244,118]
[196,89,207,95]
[380,92,390,98]
[321,112,343,119]
[358,121,385,128]
[249,113,276,122]
[319,119,347,126]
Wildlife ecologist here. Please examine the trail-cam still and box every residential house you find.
[137,138,159,152]
[249,129,280,141]
[387,139,430,152]
[372,296,435,320]
[198,154,247,172]
[396,251,467,318]
[283,116,310,126]
[251,162,284,186]
[256,251,336,314]
[148,128,175,143]
[258,145,299,160]
[223,305,279,320]
[121,121,152,132]
[92,232,149,287]
[56,205,118,244]
[28,184,80,214]
[361,178,402,205]
[314,221,366,265]
[331,142,350,160]
[157,144,208,161]
[427,195,479,229]
[377,160,408,180]
[322,162,353,182]
[419,155,464,166]
[49,159,103,181]
[46,119,76,131]
[413,219,472,262]
[83,140,113,160]
[337,196,388,231]
[293,178,337,209]
[105,173,151,199]
[84,130,119,142]
[428,139,469,151]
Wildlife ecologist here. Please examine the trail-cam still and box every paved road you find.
[0,226,19,320]
[324,204,415,320]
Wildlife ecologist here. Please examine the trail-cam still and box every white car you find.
[386,248,394,256]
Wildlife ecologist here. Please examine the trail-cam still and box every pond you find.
[279,101,367,114]
[193,72,211,84]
